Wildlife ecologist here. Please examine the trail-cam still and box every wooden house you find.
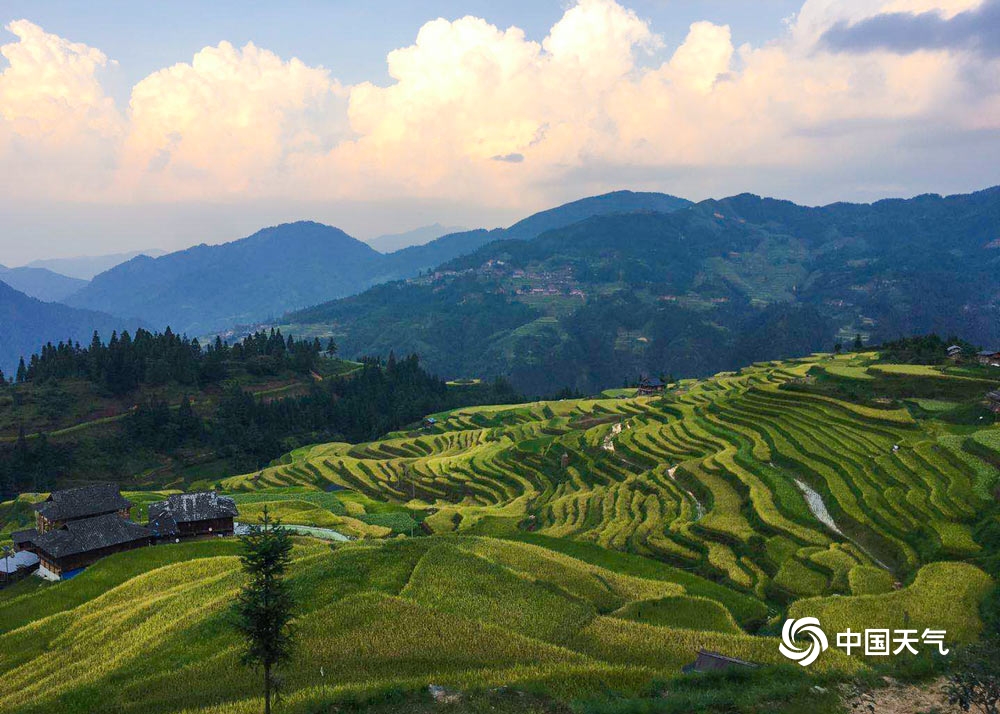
[33,483,132,534]
[987,390,1000,415]
[147,492,238,541]
[947,345,963,361]
[10,529,38,553]
[31,513,152,579]
[979,350,1000,367]
[637,377,665,396]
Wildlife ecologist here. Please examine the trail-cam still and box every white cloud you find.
[121,41,345,198]
[0,0,998,214]
[0,20,122,197]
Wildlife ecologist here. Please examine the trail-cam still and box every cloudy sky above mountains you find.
[1,0,998,264]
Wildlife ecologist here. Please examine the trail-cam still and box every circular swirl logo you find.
[779,617,828,667]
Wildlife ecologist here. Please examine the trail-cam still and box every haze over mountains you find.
[0,264,88,303]
[366,223,467,253]
[4,186,1000,389]
[26,249,166,281]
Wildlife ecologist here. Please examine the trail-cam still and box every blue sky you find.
[0,0,997,264]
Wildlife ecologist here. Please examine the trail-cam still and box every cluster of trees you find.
[0,428,63,495]
[0,353,521,496]
[5,328,332,395]
[876,334,978,364]
[123,353,520,472]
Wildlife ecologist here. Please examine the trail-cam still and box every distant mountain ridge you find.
[283,187,1000,394]
[26,249,166,281]
[0,265,88,302]
[65,191,692,335]
[367,223,467,253]
[0,280,141,374]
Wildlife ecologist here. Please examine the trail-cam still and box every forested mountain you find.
[0,281,140,375]
[283,187,1000,394]
[0,264,87,302]
[67,222,387,335]
[501,190,692,241]
[63,192,692,335]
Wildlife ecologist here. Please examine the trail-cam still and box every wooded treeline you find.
[7,328,328,395]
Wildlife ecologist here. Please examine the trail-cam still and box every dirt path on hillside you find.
[844,678,961,714]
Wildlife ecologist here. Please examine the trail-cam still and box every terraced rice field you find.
[2,355,997,713]
[223,356,999,603]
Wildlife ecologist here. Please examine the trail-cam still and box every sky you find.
[1,0,998,265]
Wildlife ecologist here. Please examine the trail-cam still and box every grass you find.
[611,596,741,634]
[790,562,993,648]
[1,534,839,714]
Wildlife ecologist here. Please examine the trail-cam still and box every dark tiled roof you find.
[32,514,150,560]
[34,484,131,522]
[980,350,1000,356]
[11,528,37,546]
[987,390,1000,401]
[147,492,238,526]
[148,512,179,538]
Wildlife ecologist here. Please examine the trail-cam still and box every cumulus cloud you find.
[1,0,999,216]
[821,0,1000,57]
[0,20,122,196]
[121,41,346,198]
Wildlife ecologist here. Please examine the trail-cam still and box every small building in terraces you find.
[979,350,1000,367]
[637,376,665,396]
[33,483,132,534]
[147,492,238,541]
[31,513,152,579]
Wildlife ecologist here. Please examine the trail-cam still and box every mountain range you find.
[6,186,1000,391]
[282,188,1000,394]
[64,190,689,336]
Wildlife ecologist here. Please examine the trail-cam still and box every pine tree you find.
[325,339,337,358]
[853,333,864,351]
[232,507,296,714]
[15,357,26,383]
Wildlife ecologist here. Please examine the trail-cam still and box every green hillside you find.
[1,353,998,713]
[224,353,1000,593]
[283,187,1000,394]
